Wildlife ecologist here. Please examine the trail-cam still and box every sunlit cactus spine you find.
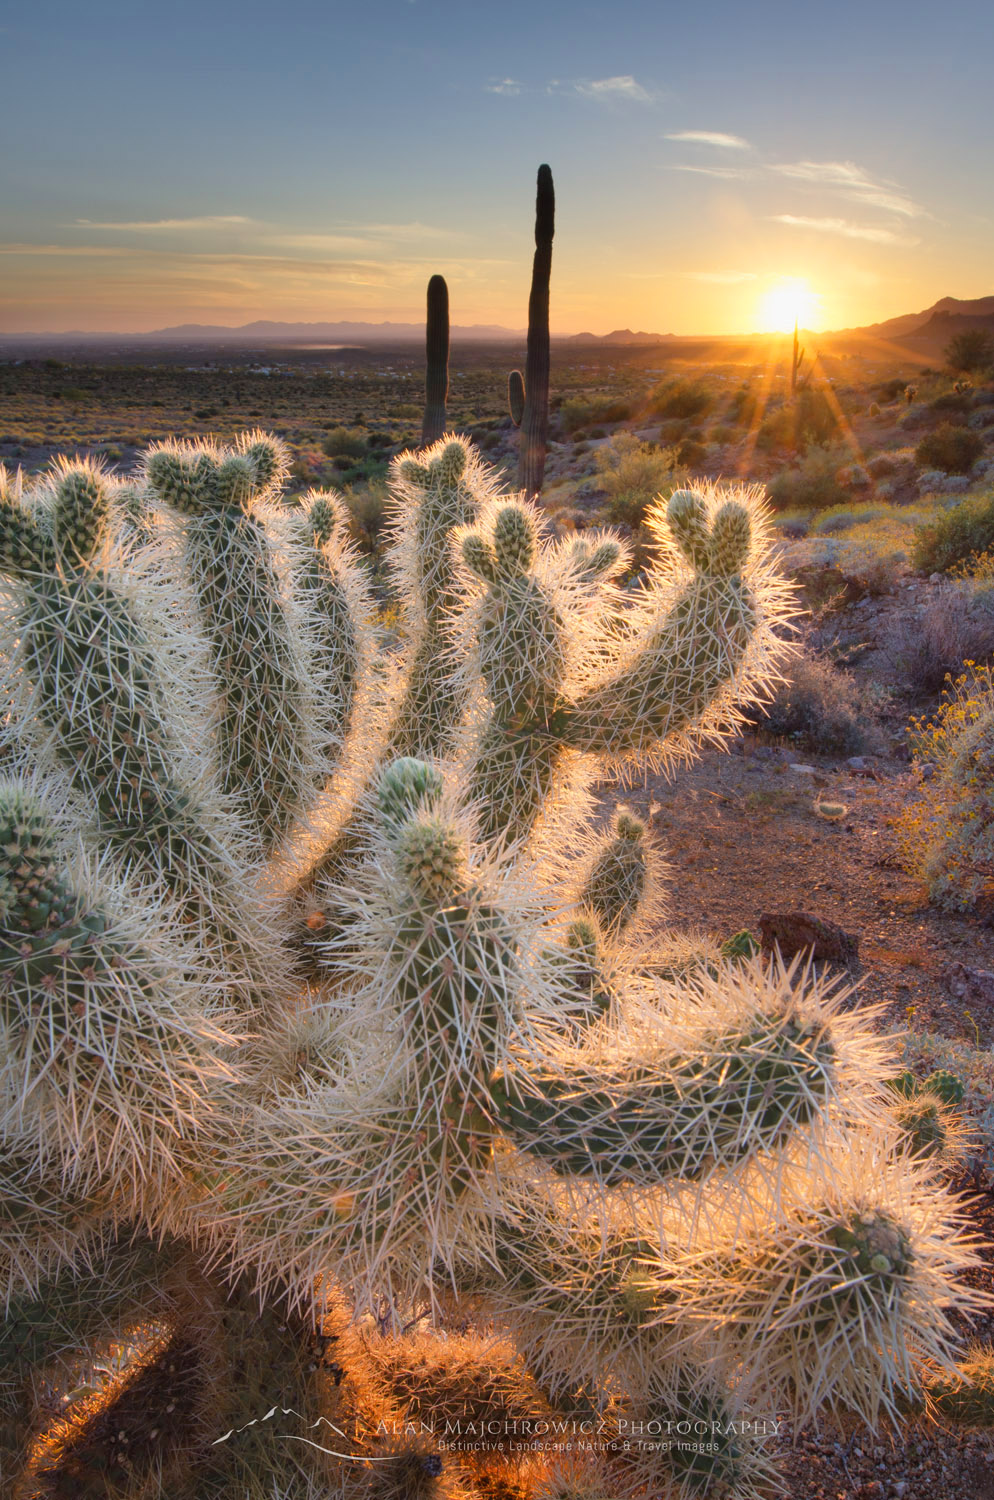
[0,424,986,1500]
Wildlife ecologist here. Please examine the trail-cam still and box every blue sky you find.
[3,0,992,333]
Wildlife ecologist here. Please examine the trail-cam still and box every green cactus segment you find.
[0,480,56,574]
[293,492,366,767]
[518,164,554,498]
[923,1068,966,1105]
[928,1348,994,1426]
[152,443,310,851]
[582,813,648,936]
[388,439,483,761]
[0,783,225,1184]
[0,478,236,920]
[421,274,449,449]
[720,930,760,961]
[894,1096,948,1158]
[0,787,78,936]
[568,558,758,766]
[647,1375,754,1499]
[508,368,526,428]
[492,1014,836,1184]
[52,462,110,567]
[460,501,572,845]
[377,757,444,834]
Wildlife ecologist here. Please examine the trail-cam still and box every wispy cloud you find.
[769,160,925,217]
[684,270,758,283]
[769,214,917,245]
[575,75,653,103]
[670,164,752,179]
[665,130,750,149]
[486,77,521,95]
[71,216,254,231]
[0,242,141,256]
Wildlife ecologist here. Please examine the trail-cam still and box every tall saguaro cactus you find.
[0,430,986,1500]
[509,163,554,498]
[421,273,449,448]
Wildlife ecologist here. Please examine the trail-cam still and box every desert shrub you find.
[756,388,838,453]
[767,446,850,512]
[745,646,874,755]
[559,394,633,434]
[898,665,994,911]
[727,385,757,426]
[875,377,909,403]
[929,391,972,416]
[812,504,890,536]
[915,423,984,475]
[322,424,369,459]
[947,329,994,375]
[339,478,390,556]
[648,378,712,421]
[881,580,994,694]
[593,432,684,527]
[911,489,994,573]
[677,438,707,468]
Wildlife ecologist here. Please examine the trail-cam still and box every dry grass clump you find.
[882,580,994,695]
[746,645,876,755]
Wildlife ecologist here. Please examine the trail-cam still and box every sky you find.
[3,0,993,336]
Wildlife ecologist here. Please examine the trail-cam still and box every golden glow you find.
[756,279,821,333]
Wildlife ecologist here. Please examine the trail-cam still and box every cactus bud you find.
[398,817,466,901]
[493,504,537,578]
[377,758,444,834]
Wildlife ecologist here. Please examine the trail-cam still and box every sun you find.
[756,279,821,333]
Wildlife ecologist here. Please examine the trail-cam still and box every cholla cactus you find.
[0,434,985,1500]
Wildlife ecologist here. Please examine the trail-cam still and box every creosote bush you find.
[593,432,685,528]
[911,488,994,574]
[0,438,986,1500]
[898,663,994,912]
[914,423,984,476]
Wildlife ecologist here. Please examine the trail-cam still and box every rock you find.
[920,762,937,780]
[846,756,867,770]
[759,912,859,964]
[929,573,942,584]
[789,763,816,776]
[945,961,994,1007]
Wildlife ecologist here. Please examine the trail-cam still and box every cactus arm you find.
[147,435,319,853]
[0,467,251,937]
[491,1011,836,1184]
[0,780,234,1192]
[507,368,525,428]
[566,490,770,767]
[421,274,449,448]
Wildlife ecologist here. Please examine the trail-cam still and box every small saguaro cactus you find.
[0,428,986,1500]
[509,163,554,497]
[421,273,450,448]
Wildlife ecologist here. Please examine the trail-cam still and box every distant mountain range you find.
[836,295,994,348]
[2,296,992,350]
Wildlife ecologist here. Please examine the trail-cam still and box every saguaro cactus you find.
[0,433,985,1500]
[509,164,554,498]
[421,273,450,448]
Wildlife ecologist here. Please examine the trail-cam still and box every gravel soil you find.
[593,731,994,1497]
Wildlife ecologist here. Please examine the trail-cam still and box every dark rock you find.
[759,911,859,964]
[945,961,994,1007]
